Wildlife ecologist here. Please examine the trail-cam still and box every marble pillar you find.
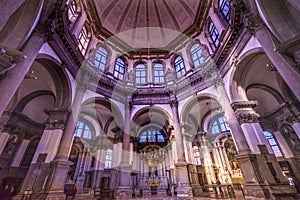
[253,23,300,101]
[169,95,193,198]
[0,32,45,117]
[115,98,132,199]
[40,84,86,199]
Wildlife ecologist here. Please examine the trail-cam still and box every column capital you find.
[231,101,260,124]
[34,19,54,41]
[285,114,300,124]
[245,15,265,35]
[112,126,124,143]
[231,100,258,111]
[45,120,66,131]
[236,113,260,124]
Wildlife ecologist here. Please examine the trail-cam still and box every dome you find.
[91,0,205,49]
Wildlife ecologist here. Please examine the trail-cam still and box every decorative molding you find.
[45,120,66,130]
[237,113,260,124]
[231,101,258,111]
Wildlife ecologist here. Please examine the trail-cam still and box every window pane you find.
[191,44,204,67]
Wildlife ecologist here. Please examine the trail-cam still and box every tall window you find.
[114,58,125,80]
[67,0,79,22]
[139,128,165,143]
[193,146,202,165]
[94,47,108,71]
[104,149,112,169]
[208,21,220,47]
[174,56,186,78]
[263,131,283,157]
[191,44,205,67]
[153,63,165,84]
[75,121,92,139]
[210,116,230,134]
[135,64,147,84]
[219,0,230,21]
[78,23,91,55]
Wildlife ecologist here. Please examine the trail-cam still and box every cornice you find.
[231,100,258,111]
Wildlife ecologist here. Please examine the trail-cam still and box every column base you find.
[115,163,132,199]
[114,187,133,200]
[39,191,67,200]
[43,159,72,193]
[174,161,193,198]
[243,183,297,200]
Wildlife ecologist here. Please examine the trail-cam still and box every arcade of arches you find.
[0,0,300,199]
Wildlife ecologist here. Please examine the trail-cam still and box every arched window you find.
[210,116,230,134]
[104,149,112,169]
[263,131,283,157]
[193,146,202,165]
[153,63,165,84]
[208,21,220,47]
[67,0,80,22]
[94,47,108,71]
[139,128,165,143]
[74,121,92,139]
[114,58,125,80]
[219,0,230,21]
[135,64,147,84]
[174,56,186,78]
[191,44,205,67]
[78,23,91,56]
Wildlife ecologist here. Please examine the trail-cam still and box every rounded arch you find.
[255,0,300,42]
[246,83,285,104]
[13,90,55,113]
[229,50,286,102]
[0,0,44,49]
[180,93,221,124]
[229,48,263,101]
[81,97,123,128]
[131,106,172,127]
[35,56,72,107]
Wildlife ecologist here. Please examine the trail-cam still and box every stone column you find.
[286,114,300,140]
[41,84,86,199]
[209,72,296,198]
[209,75,251,154]
[0,32,46,117]
[169,95,193,198]
[32,108,70,163]
[0,112,12,155]
[16,109,70,198]
[0,132,10,155]
[11,139,30,167]
[231,101,296,199]
[115,98,132,199]
[249,18,300,101]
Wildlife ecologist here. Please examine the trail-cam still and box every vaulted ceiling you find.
[88,0,209,51]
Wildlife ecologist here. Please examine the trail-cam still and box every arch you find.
[246,83,285,104]
[135,63,147,84]
[173,55,186,78]
[229,50,285,102]
[152,62,166,84]
[35,56,72,107]
[81,97,123,127]
[0,0,44,49]
[255,0,300,42]
[114,56,127,80]
[93,46,109,71]
[180,93,221,124]
[13,90,55,113]
[131,106,172,127]
[66,0,81,23]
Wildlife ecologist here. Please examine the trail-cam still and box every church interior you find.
[0,0,300,199]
